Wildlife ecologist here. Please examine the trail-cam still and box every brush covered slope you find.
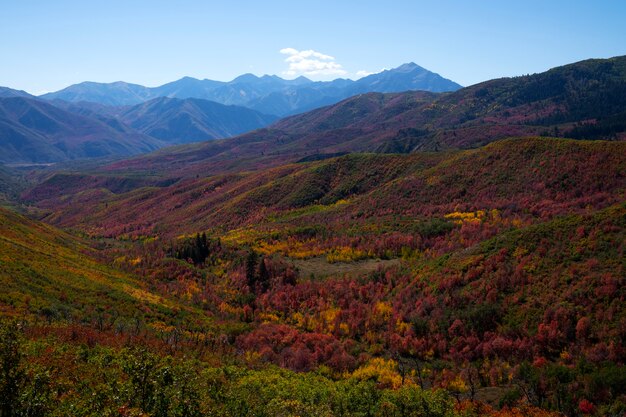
[13,136,626,416]
[96,56,626,179]
[0,206,210,327]
[27,138,626,238]
[4,136,625,417]
[0,164,26,206]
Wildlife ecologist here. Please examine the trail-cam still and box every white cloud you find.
[279,48,347,78]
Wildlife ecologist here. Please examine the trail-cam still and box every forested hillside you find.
[4,136,623,416]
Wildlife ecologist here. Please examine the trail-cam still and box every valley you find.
[0,55,625,417]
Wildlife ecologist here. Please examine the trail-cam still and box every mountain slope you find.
[377,55,626,151]
[0,164,26,206]
[151,76,225,99]
[100,91,439,177]
[0,97,163,163]
[26,138,626,238]
[120,97,278,144]
[0,207,195,322]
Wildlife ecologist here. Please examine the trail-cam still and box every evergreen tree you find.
[0,321,24,417]
[258,256,270,292]
[245,250,258,289]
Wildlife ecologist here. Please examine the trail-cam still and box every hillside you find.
[26,138,626,239]
[377,55,626,151]
[15,136,626,415]
[0,97,164,163]
[119,97,278,144]
[0,164,26,206]
[0,207,207,326]
[100,91,441,177]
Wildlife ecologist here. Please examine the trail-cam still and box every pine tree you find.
[0,321,24,417]
[245,250,258,289]
[258,256,270,292]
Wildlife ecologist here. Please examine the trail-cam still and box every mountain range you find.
[0,62,462,164]
[96,56,626,178]
[3,57,625,166]
[40,63,462,116]
[0,96,278,163]
[0,96,163,163]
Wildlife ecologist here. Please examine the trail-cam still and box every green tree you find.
[121,348,158,413]
[0,321,24,417]
[258,257,270,293]
[245,250,258,290]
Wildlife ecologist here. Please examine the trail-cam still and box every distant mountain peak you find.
[39,63,461,113]
[231,73,260,83]
[351,62,462,93]
[393,62,426,73]
[0,86,34,98]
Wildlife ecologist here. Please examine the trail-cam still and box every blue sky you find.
[1,0,625,94]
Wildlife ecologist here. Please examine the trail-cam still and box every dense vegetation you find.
[6,320,564,417]
[1,134,623,416]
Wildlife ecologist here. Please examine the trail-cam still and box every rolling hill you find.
[18,134,626,413]
[0,206,207,325]
[25,138,626,238]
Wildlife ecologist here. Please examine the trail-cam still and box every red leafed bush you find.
[578,399,594,414]
[236,323,356,372]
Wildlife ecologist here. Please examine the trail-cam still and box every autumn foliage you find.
[3,137,625,416]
